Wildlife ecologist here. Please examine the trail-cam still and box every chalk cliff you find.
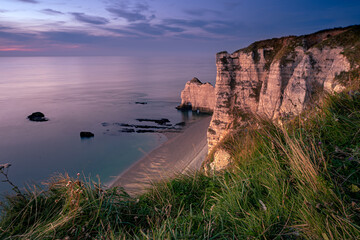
[177,77,215,112]
[207,26,360,154]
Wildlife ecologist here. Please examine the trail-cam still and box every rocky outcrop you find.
[80,132,94,138]
[208,149,232,172]
[208,26,359,153]
[177,77,215,113]
[27,112,48,122]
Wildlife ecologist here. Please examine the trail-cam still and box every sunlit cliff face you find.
[1,0,359,56]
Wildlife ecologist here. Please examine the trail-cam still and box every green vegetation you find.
[1,89,359,239]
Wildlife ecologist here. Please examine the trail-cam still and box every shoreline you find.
[109,116,211,195]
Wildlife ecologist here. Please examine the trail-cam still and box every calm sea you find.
[0,56,215,193]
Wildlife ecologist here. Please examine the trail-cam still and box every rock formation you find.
[177,77,215,113]
[27,112,48,122]
[208,149,232,172]
[207,26,360,153]
[80,132,94,138]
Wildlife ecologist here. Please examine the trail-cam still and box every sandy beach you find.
[109,116,211,195]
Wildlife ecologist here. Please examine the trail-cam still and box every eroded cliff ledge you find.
[177,77,215,113]
[208,25,360,153]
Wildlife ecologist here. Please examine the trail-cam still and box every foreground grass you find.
[0,91,360,239]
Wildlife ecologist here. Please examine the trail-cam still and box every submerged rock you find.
[175,103,192,111]
[136,118,170,125]
[175,122,186,126]
[27,112,48,122]
[120,128,135,133]
[80,131,94,138]
[101,122,110,127]
[136,129,156,133]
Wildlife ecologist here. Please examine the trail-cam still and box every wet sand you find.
[109,116,211,195]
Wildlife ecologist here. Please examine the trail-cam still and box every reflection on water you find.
[0,56,215,193]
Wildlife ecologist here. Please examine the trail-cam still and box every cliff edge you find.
[208,25,360,154]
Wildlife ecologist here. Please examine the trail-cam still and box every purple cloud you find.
[42,9,64,15]
[17,0,39,3]
[71,12,109,25]
[106,8,148,22]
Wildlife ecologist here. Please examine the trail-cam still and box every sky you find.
[0,0,359,57]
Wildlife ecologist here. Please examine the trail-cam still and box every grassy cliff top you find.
[234,25,359,54]
[218,25,360,73]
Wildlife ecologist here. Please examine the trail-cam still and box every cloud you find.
[105,22,184,38]
[173,33,211,40]
[161,18,248,37]
[126,23,164,35]
[222,0,243,9]
[106,8,148,22]
[134,2,149,12]
[162,19,209,28]
[105,27,140,37]
[42,31,106,44]
[17,0,39,3]
[42,9,64,15]
[0,30,37,42]
[106,1,155,22]
[155,24,184,33]
[203,21,249,36]
[71,12,109,25]
[0,25,12,30]
[184,8,221,17]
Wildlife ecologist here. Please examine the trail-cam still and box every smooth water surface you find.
[0,56,215,193]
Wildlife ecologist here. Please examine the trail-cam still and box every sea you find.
[0,56,215,194]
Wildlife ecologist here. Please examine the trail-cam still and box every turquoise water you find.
[0,56,215,193]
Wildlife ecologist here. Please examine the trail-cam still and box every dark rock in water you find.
[133,125,173,129]
[118,123,132,127]
[176,104,192,111]
[121,128,135,133]
[136,129,156,133]
[136,118,170,125]
[101,122,110,127]
[80,131,94,138]
[118,123,174,129]
[175,122,186,126]
[135,102,147,105]
[27,112,48,122]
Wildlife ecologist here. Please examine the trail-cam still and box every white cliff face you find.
[179,77,215,112]
[208,40,351,154]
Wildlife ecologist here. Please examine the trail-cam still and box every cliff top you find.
[217,25,359,57]
[217,25,360,74]
[229,25,359,55]
[190,77,202,84]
